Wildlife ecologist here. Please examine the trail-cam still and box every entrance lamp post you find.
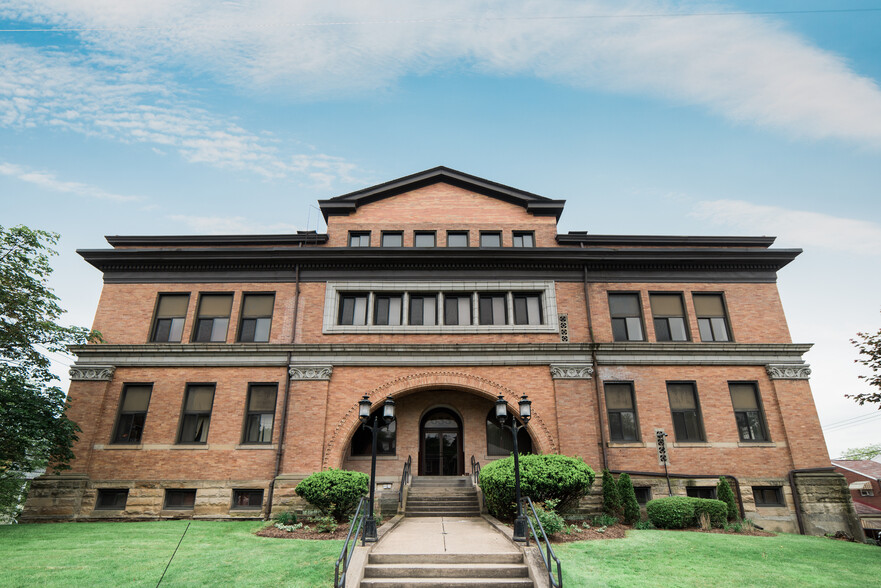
[359,394,396,542]
[495,393,531,542]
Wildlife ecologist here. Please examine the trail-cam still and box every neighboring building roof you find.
[104,232,328,247]
[318,166,567,220]
[832,459,881,480]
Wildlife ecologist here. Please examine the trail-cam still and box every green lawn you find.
[0,520,341,587]
[556,530,881,587]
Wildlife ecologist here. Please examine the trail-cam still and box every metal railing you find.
[334,496,367,588]
[522,496,563,588]
[398,455,412,509]
[470,455,481,487]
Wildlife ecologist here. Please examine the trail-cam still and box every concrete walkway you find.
[373,516,521,555]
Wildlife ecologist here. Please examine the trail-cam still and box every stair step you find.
[406,498,478,503]
[364,563,529,579]
[370,553,524,565]
[404,512,480,517]
[360,579,533,587]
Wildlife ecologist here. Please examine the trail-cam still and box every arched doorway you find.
[419,407,464,476]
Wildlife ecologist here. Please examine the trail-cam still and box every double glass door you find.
[422,430,459,476]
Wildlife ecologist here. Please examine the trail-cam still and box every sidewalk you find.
[373,516,520,555]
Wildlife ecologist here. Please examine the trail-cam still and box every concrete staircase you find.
[404,476,480,518]
[360,552,532,587]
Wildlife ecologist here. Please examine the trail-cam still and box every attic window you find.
[480,232,501,247]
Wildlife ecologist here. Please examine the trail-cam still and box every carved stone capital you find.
[766,364,811,380]
[289,365,333,381]
[549,364,594,380]
[69,365,115,381]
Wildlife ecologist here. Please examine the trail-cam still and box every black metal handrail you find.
[522,496,563,588]
[470,455,481,487]
[334,496,367,588]
[398,455,412,508]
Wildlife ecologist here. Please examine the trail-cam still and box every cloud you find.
[4,1,881,146]
[691,199,881,254]
[0,161,139,201]
[0,42,360,183]
[168,214,299,234]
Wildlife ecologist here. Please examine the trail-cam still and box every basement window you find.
[753,486,785,507]
[164,489,197,510]
[95,489,128,510]
[232,489,264,510]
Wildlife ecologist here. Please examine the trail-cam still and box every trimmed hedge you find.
[646,496,728,529]
[295,469,369,522]
[479,454,595,519]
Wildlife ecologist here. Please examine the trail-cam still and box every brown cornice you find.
[556,233,776,248]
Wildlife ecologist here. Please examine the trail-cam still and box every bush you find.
[591,513,618,527]
[531,501,565,535]
[295,469,369,522]
[617,473,640,525]
[479,454,594,519]
[601,469,622,518]
[634,519,655,530]
[716,476,739,521]
[274,511,298,526]
[646,496,728,529]
[314,515,339,533]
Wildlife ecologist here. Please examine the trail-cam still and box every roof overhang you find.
[850,480,873,491]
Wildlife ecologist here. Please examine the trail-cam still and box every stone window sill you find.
[236,444,278,450]
[672,442,712,448]
[96,444,143,450]
[606,442,647,448]
[737,442,777,448]
[169,445,210,450]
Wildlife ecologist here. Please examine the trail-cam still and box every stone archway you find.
[323,370,557,470]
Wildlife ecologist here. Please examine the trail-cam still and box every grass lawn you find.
[555,530,881,587]
[0,520,341,587]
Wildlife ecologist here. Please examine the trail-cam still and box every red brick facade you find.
[22,167,858,535]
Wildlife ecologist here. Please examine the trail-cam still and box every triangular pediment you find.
[318,166,565,220]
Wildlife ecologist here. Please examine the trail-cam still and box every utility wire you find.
[822,412,881,432]
[2,7,881,32]
[822,409,881,428]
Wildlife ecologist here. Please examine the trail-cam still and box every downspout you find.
[583,264,608,470]
[611,469,746,520]
[788,466,837,536]
[265,265,300,519]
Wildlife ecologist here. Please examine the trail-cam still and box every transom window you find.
[239,294,274,342]
[512,231,534,247]
[151,294,189,342]
[193,294,232,342]
[112,384,152,444]
[609,293,645,342]
[693,293,731,342]
[668,382,705,442]
[650,293,688,342]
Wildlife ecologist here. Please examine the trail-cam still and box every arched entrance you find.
[419,407,464,476]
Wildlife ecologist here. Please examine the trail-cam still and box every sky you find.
[1,0,880,459]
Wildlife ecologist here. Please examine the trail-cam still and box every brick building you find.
[23,167,859,535]
[832,459,881,541]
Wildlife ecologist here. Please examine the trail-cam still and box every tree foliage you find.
[716,476,739,521]
[0,225,92,518]
[848,314,881,408]
[617,472,640,525]
[840,443,881,461]
[601,468,622,518]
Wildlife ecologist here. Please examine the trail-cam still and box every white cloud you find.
[4,1,881,146]
[0,161,139,201]
[691,199,881,254]
[0,42,360,183]
[168,214,299,234]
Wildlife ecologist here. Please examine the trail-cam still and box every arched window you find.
[350,410,396,456]
[486,408,533,456]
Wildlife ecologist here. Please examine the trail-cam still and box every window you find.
[193,294,232,342]
[693,293,731,342]
[478,293,507,325]
[339,294,368,326]
[605,382,639,442]
[512,231,534,247]
[633,487,651,505]
[861,488,875,497]
[350,409,396,455]
[112,385,152,444]
[486,408,533,456]
[513,293,542,325]
[151,294,189,342]
[243,384,277,444]
[729,383,769,442]
[381,232,403,247]
[232,489,264,510]
[447,231,469,247]
[444,294,472,325]
[686,487,717,500]
[414,231,436,247]
[650,293,688,341]
[95,489,128,510]
[409,294,437,326]
[753,486,785,506]
[374,294,403,325]
[480,231,501,247]
[668,383,705,442]
[348,232,370,247]
[178,385,215,444]
[609,293,645,341]
[238,294,274,342]
[164,489,196,510]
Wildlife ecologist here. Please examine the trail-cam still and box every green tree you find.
[848,314,881,407]
[617,472,640,525]
[716,476,739,521]
[601,468,622,518]
[839,443,881,460]
[0,225,92,519]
